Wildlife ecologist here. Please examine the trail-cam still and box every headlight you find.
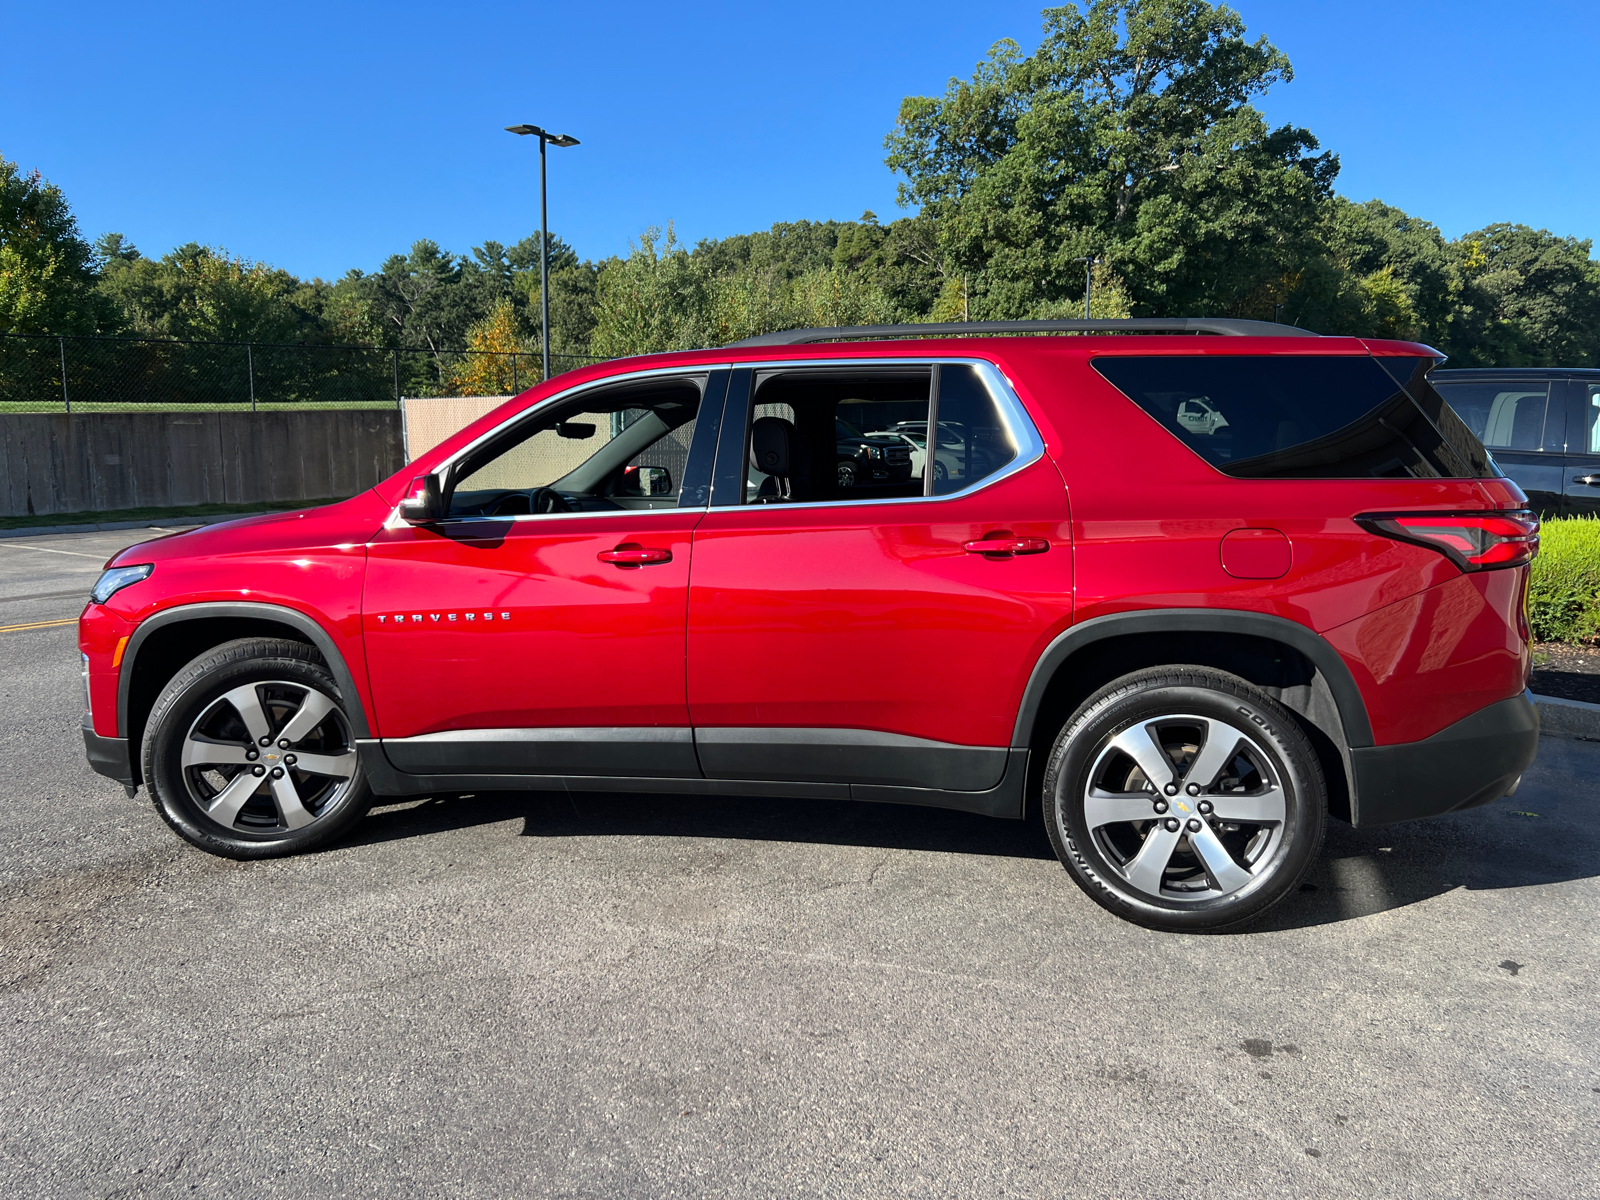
[862,444,883,460]
[90,563,154,605]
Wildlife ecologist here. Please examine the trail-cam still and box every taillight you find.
[1356,510,1539,571]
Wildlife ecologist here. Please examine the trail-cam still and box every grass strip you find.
[1528,515,1600,645]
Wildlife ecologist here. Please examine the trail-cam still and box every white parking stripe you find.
[0,542,109,560]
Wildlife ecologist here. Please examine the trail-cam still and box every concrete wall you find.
[0,410,404,517]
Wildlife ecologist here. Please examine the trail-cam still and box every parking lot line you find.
[0,589,92,604]
[0,542,109,560]
[0,617,78,633]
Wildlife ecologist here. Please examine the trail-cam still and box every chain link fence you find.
[0,333,605,412]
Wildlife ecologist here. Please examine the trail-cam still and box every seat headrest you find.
[750,416,793,477]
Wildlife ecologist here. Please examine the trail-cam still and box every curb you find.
[0,512,291,540]
[1531,692,1600,741]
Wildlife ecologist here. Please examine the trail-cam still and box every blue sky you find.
[3,1,1595,280]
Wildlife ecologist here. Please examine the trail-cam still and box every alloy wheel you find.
[1080,713,1287,902]
[180,680,358,833]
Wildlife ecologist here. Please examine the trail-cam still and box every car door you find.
[1563,377,1600,517]
[1431,374,1566,517]
[362,370,724,779]
[686,361,1071,800]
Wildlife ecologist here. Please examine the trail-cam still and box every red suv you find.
[79,318,1541,931]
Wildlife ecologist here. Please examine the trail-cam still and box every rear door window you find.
[1092,355,1498,480]
[928,364,1018,495]
[733,364,1019,504]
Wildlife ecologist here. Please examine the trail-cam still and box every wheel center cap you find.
[264,752,281,764]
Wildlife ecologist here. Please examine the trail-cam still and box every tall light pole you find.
[1073,255,1100,320]
[506,123,580,383]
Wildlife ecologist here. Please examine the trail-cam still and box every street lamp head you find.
[505,124,580,147]
[506,123,580,383]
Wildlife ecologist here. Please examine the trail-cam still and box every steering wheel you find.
[485,491,532,516]
[528,487,574,514]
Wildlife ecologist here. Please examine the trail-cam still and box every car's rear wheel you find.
[141,638,373,858]
[1043,666,1325,932]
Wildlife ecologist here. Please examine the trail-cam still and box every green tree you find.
[1443,224,1600,366]
[0,153,115,335]
[589,226,714,358]
[96,242,314,343]
[884,1,1338,319]
[588,224,909,357]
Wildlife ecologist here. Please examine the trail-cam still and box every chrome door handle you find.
[1573,474,1600,487]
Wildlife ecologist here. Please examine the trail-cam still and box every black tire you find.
[1043,666,1325,932]
[141,637,373,858]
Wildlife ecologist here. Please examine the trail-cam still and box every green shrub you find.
[1528,516,1600,644]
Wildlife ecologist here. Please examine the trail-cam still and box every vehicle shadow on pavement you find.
[343,738,1600,932]
[1253,737,1600,932]
[351,787,1060,861]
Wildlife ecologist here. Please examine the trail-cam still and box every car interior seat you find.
[751,416,796,502]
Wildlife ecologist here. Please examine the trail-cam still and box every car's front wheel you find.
[1043,666,1326,932]
[141,638,373,858]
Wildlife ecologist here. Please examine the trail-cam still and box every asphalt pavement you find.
[2,528,1597,1199]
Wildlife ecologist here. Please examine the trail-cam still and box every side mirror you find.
[639,465,672,496]
[398,474,444,522]
[620,465,673,497]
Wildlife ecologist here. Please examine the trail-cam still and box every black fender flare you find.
[1010,608,1374,750]
[116,601,372,740]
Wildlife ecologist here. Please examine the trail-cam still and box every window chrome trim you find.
[393,504,700,530]
[718,356,1045,512]
[394,355,1045,526]
[430,363,730,481]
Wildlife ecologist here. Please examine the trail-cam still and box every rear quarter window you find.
[1092,355,1498,480]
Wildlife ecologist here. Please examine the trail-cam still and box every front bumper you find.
[1350,691,1539,827]
[82,714,135,787]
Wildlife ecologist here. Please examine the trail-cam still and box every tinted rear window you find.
[1093,355,1498,480]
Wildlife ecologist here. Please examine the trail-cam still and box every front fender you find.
[116,601,373,740]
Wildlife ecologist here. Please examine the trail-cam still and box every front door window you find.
[447,379,702,516]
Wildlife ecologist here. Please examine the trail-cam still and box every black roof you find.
[726,318,1319,347]
[1433,367,1600,377]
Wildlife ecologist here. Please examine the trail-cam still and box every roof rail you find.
[726,317,1318,347]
